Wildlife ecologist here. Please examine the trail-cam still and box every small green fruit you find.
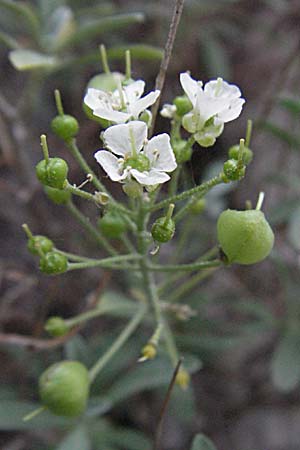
[172,140,192,163]
[217,209,274,265]
[51,115,79,141]
[98,212,127,239]
[151,217,175,243]
[122,180,143,198]
[39,361,89,417]
[228,144,253,165]
[36,158,68,189]
[188,198,206,215]
[27,236,53,255]
[45,317,69,337]
[44,186,71,205]
[223,159,245,181]
[39,252,68,275]
[87,72,125,91]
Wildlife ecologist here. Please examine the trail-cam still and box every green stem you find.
[245,119,253,147]
[40,134,49,163]
[67,139,107,192]
[67,254,141,271]
[148,259,223,272]
[66,200,117,255]
[163,320,179,366]
[54,89,64,116]
[149,173,225,213]
[100,44,111,74]
[125,49,131,79]
[89,304,146,383]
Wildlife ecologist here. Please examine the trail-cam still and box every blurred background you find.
[1,0,300,449]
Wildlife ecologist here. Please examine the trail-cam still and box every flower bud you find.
[39,360,89,417]
[217,209,274,265]
[44,186,71,205]
[188,198,206,215]
[228,144,253,165]
[151,217,175,243]
[39,251,68,275]
[172,140,192,163]
[97,211,127,239]
[138,109,152,127]
[36,157,68,189]
[122,180,143,198]
[45,317,69,337]
[175,368,190,390]
[140,343,157,361]
[27,235,54,255]
[173,95,192,116]
[223,159,245,181]
[51,115,79,141]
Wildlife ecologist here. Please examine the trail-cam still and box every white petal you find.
[180,73,202,107]
[130,168,170,185]
[84,88,108,110]
[94,150,126,181]
[204,79,242,99]
[217,98,245,122]
[160,104,177,118]
[195,89,227,124]
[103,121,147,156]
[143,134,177,172]
[93,107,131,124]
[129,90,160,118]
[123,80,145,104]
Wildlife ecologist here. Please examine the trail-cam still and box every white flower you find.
[84,80,160,124]
[180,72,245,146]
[94,121,177,186]
[160,103,177,119]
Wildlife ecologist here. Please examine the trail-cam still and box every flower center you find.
[124,154,150,172]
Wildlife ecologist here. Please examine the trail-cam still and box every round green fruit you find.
[44,186,71,205]
[173,95,192,116]
[39,361,89,417]
[45,317,69,337]
[223,159,245,181]
[36,158,68,189]
[217,209,274,265]
[188,198,206,215]
[39,252,68,275]
[98,212,127,239]
[228,144,253,165]
[51,115,79,141]
[27,235,53,255]
[151,217,175,243]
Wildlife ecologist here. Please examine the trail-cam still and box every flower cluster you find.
[84,71,245,187]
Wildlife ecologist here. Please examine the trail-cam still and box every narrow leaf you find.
[9,49,58,70]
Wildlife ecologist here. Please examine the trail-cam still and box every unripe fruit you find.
[39,361,89,417]
[44,186,71,205]
[27,235,53,255]
[223,159,245,181]
[151,217,175,243]
[217,209,274,265]
[87,72,125,92]
[122,180,143,198]
[36,158,68,189]
[173,95,192,116]
[98,212,127,239]
[228,144,253,165]
[173,140,192,163]
[188,198,206,215]
[51,115,79,141]
[39,251,68,275]
[45,317,69,337]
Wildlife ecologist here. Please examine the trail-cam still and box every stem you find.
[150,0,185,136]
[256,191,265,211]
[67,254,141,271]
[66,306,109,327]
[125,49,131,79]
[40,134,49,163]
[238,138,245,163]
[54,89,64,116]
[65,182,96,202]
[89,304,146,383]
[149,173,224,213]
[169,268,217,303]
[23,406,46,422]
[22,223,34,240]
[148,259,223,272]
[67,139,107,192]
[164,203,175,225]
[66,200,117,255]
[100,44,111,74]
[245,119,252,147]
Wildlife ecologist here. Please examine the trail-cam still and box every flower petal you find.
[93,107,131,124]
[130,168,170,185]
[129,90,160,118]
[123,80,145,105]
[204,79,242,99]
[84,88,109,110]
[217,97,245,122]
[143,134,177,172]
[103,121,147,156]
[94,150,126,181]
[180,73,202,107]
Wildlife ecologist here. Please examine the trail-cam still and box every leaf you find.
[191,434,217,450]
[56,425,91,450]
[279,97,300,116]
[0,401,71,430]
[9,49,58,70]
[271,326,300,392]
[287,206,300,250]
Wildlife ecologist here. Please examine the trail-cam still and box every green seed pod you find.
[173,95,192,116]
[98,212,127,239]
[36,158,68,189]
[217,209,274,265]
[39,251,68,275]
[188,198,206,215]
[223,159,245,181]
[151,217,175,243]
[51,115,79,141]
[122,180,143,198]
[124,154,150,172]
[45,317,69,337]
[172,140,192,163]
[27,235,54,255]
[87,72,125,91]
[228,144,253,165]
[44,186,71,205]
[39,361,89,417]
